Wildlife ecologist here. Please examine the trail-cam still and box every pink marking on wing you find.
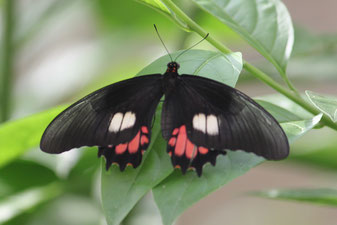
[198,146,208,154]
[168,137,176,146]
[141,135,149,145]
[185,139,197,159]
[128,131,140,154]
[174,125,187,156]
[115,143,127,154]
[141,126,149,134]
[172,128,179,135]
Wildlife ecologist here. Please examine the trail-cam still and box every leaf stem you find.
[160,0,337,131]
[0,0,15,122]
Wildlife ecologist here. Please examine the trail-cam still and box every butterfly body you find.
[162,62,181,95]
[41,61,289,176]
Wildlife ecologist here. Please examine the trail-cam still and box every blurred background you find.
[0,0,337,224]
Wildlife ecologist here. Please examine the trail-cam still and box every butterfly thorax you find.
[163,62,181,95]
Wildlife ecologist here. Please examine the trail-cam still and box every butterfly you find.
[40,59,289,176]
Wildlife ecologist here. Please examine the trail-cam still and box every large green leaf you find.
[153,152,264,225]
[0,106,65,168]
[101,50,243,225]
[0,160,58,198]
[192,0,294,76]
[139,50,242,86]
[152,113,322,225]
[306,90,337,122]
[255,188,337,206]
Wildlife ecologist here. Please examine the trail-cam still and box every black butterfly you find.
[40,59,289,176]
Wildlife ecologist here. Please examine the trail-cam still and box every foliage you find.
[0,0,337,225]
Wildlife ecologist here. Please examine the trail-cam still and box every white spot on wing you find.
[120,111,136,130]
[207,114,219,135]
[193,113,206,133]
[109,112,123,132]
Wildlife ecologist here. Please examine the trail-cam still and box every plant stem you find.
[283,74,299,96]
[161,0,337,131]
[0,0,15,122]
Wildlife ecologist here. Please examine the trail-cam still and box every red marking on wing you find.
[185,139,197,159]
[141,135,149,145]
[128,131,140,154]
[167,125,218,176]
[141,126,149,134]
[168,137,176,146]
[172,128,179,135]
[175,125,187,156]
[116,143,127,154]
[198,146,208,154]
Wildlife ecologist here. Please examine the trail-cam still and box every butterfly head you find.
[166,62,180,73]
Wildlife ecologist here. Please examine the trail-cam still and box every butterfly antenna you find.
[154,24,173,62]
[174,33,209,62]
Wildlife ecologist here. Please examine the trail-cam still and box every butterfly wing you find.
[161,75,289,176]
[41,74,163,170]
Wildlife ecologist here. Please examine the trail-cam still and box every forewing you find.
[41,74,163,170]
[162,75,289,176]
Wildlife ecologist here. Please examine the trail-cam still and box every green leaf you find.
[306,90,337,122]
[139,50,242,86]
[0,160,58,198]
[152,111,322,225]
[153,152,264,225]
[280,114,323,143]
[255,188,337,206]
[0,106,66,168]
[192,0,294,76]
[101,50,243,225]
[135,0,190,30]
[255,99,302,123]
